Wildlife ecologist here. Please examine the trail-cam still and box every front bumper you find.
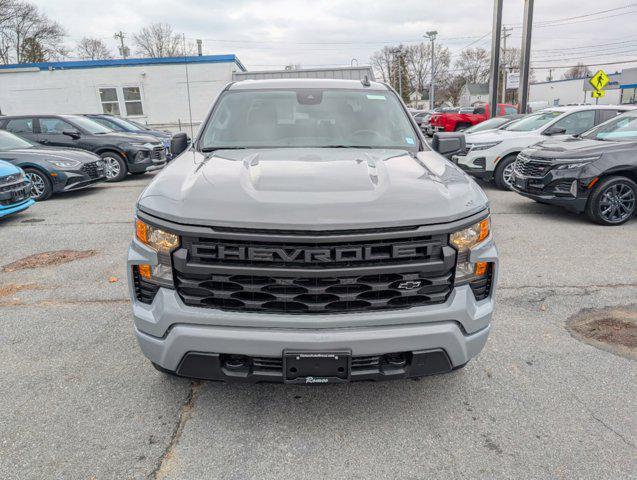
[452,155,494,181]
[50,161,107,193]
[126,148,168,173]
[0,197,34,218]
[127,233,498,382]
[510,170,591,213]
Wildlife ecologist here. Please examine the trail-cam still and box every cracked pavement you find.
[0,175,635,479]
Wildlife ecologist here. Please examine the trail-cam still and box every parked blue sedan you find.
[0,160,34,219]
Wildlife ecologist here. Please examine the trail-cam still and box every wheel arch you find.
[94,147,127,159]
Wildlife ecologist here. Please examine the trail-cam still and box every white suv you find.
[453,105,635,189]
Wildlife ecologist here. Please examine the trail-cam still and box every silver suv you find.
[127,79,498,384]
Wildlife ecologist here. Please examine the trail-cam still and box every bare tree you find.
[454,47,490,84]
[404,42,451,97]
[76,37,112,60]
[0,0,67,64]
[563,62,591,80]
[370,46,394,83]
[133,23,192,58]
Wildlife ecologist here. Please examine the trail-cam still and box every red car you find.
[426,104,518,135]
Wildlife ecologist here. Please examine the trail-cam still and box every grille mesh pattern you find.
[80,161,101,179]
[514,156,551,178]
[176,271,452,313]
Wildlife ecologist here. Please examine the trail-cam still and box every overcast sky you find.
[34,0,637,79]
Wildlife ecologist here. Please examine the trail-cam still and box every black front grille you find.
[81,161,101,179]
[173,230,456,314]
[175,270,453,313]
[0,178,30,206]
[514,155,552,178]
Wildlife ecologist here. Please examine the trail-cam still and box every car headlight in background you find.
[46,159,82,168]
[553,156,600,170]
[470,141,501,151]
[134,218,180,288]
[450,216,492,287]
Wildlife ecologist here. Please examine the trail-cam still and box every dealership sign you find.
[506,71,520,90]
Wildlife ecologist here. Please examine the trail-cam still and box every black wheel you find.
[494,154,517,190]
[100,151,127,182]
[585,176,636,226]
[151,362,178,376]
[24,168,53,201]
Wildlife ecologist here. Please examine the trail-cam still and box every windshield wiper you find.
[200,146,248,152]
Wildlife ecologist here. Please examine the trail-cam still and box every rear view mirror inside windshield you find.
[297,90,323,105]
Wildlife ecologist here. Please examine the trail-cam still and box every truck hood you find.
[0,147,99,163]
[524,136,636,158]
[137,148,488,230]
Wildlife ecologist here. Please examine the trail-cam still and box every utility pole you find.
[425,31,437,110]
[517,0,534,113]
[114,31,129,59]
[196,39,202,56]
[501,26,512,103]
[488,0,503,118]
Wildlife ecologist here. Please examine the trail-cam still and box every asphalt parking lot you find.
[0,173,635,480]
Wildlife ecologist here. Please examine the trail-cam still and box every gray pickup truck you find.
[127,78,498,384]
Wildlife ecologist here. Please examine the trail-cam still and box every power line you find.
[531,58,637,69]
[506,3,637,26]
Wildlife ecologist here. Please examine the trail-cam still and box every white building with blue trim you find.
[0,54,246,131]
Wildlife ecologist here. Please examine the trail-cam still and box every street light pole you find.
[425,31,437,110]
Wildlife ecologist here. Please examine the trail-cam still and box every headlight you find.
[450,217,492,287]
[554,156,600,170]
[470,141,501,151]
[135,218,180,289]
[450,217,490,252]
[136,218,179,253]
[46,159,81,168]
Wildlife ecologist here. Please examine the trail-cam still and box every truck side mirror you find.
[431,132,466,158]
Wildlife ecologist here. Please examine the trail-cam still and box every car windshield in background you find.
[200,89,419,151]
[465,117,509,134]
[112,117,145,131]
[581,113,637,141]
[503,111,562,132]
[66,115,113,134]
[0,130,34,150]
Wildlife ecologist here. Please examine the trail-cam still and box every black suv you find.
[0,115,167,182]
[511,110,637,225]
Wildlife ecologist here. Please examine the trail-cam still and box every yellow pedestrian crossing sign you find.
[590,70,610,91]
[592,90,605,98]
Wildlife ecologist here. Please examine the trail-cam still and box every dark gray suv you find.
[127,79,498,384]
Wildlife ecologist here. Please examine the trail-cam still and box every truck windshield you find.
[581,113,637,141]
[199,89,420,151]
[0,130,35,150]
[503,111,562,132]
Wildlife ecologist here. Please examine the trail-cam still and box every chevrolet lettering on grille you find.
[191,242,434,263]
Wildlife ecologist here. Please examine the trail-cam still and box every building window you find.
[621,88,637,104]
[99,88,120,115]
[123,87,144,116]
[97,86,145,116]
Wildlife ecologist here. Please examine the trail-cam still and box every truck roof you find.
[228,78,388,91]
